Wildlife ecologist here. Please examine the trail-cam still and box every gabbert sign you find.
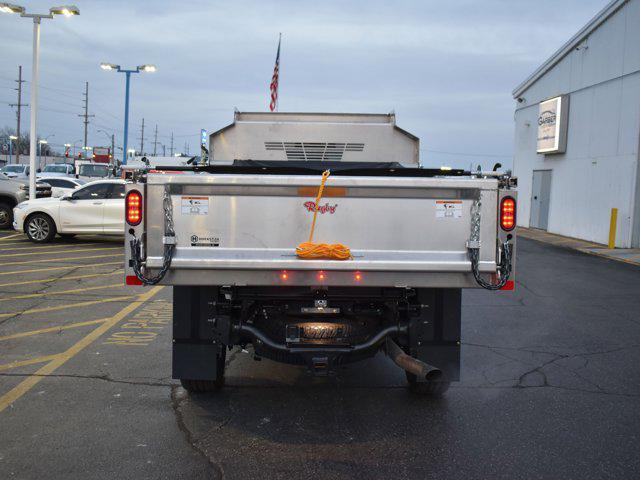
[537,95,569,154]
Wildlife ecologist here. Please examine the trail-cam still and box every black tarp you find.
[160,160,468,177]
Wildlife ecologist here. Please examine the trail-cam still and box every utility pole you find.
[139,118,145,154]
[9,66,26,164]
[170,132,174,156]
[78,81,94,150]
[110,133,115,166]
[153,124,158,156]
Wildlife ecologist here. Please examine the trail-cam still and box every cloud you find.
[0,0,606,167]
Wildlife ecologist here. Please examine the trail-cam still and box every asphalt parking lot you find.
[0,232,639,479]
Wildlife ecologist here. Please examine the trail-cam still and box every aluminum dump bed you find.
[125,168,515,289]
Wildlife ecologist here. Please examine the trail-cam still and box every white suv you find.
[39,163,75,178]
[13,179,126,243]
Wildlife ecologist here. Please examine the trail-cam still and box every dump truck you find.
[124,112,517,396]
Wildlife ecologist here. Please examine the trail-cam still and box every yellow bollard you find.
[608,208,618,249]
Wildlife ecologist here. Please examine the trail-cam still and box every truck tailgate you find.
[130,173,501,287]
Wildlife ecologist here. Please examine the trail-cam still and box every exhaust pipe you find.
[384,338,443,382]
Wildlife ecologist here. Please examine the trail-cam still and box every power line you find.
[4,79,122,123]
[168,133,199,138]
[39,106,77,115]
[92,106,122,123]
[421,148,512,158]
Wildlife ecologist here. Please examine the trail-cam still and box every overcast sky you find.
[1,0,607,168]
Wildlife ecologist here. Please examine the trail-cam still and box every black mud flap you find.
[173,343,222,381]
[409,288,461,382]
[172,286,224,381]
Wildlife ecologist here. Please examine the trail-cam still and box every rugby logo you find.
[303,201,338,214]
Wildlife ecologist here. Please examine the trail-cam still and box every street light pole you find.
[123,70,131,165]
[8,135,17,164]
[100,63,156,166]
[0,3,80,198]
[97,129,116,168]
[37,134,54,168]
[72,139,82,157]
[28,15,43,199]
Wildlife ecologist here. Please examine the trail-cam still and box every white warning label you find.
[435,200,463,218]
[181,196,209,215]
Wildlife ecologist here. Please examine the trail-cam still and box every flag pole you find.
[269,33,282,113]
[276,32,281,112]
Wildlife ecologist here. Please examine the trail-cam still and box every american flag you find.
[269,35,281,112]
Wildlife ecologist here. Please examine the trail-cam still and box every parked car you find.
[0,173,52,229]
[77,163,110,180]
[38,163,75,178]
[0,164,30,179]
[41,177,86,198]
[13,179,125,242]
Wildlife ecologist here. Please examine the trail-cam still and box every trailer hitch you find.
[236,323,404,354]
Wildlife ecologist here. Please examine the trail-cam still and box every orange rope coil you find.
[296,170,352,260]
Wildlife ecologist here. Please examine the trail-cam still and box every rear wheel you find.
[180,378,223,393]
[25,213,56,243]
[406,371,450,396]
[179,349,226,393]
[0,202,13,229]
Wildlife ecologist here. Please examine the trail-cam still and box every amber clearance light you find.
[500,197,516,231]
[126,190,143,226]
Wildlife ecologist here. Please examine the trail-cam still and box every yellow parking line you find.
[1,246,121,258]
[0,271,122,288]
[0,233,22,241]
[0,318,108,341]
[0,261,122,277]
[0,284,124,302]
[0,242,96,252]
[0,286,163,412]
[0,295,137,319]
[0,354,60,372]
[0,241,31,247]
[2,253,123,267]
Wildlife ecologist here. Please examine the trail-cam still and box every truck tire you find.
[0,202,12,230]
[25,213,56,243]
[406,371,451,396]
[179,349,226,394]
[180,378,223,393]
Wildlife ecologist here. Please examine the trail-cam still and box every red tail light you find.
[126,190,143,226]
[500,197,516,231]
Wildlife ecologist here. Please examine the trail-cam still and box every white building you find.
[209,112,419,166]
[513,0,640,247]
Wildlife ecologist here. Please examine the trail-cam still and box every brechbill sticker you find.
[435,200,462,218]
[181,196,209,215]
